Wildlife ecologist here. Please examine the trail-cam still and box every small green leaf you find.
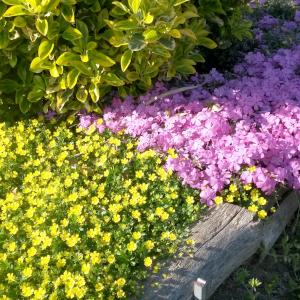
[126,72,139,81]
[189,54,205,63]
[158,37,175,50]
[86,41,97,51]
[89,51,115,67]
[114,20,138,31]
[102,73,124,86]
[70,61,93,76]
[67,68,80,88]
[14,16,26,27]
[151,44,171,58]
[4,5,30,17]
[76,88,88,102]
[128,33,147,51]
[144,13,153,24]
[28,90,44,102]
[2,0,19,5]
[61,4,74,23]
[144,30,157,43]
[0,79,20,93]
[179,29,197,39]
[56,52,80,66]
[19,97,32,113]
[121,50,132,72]
[174,0,189,5]
[17,59,30,83]
[174,64,196,74]
[130,0,140,13]
[62,26,83,41]
[35,19,48,35]
[38,39,54,60]
[112,1,131,13]
[89,82,100,103]
[197,37,217,49]
[0,31,10,49]
[0,2,8,18]
[76,20,89,47]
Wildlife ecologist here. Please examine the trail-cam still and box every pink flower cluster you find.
[79,46,300,206]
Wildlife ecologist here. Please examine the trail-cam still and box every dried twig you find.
[145,83,205,106]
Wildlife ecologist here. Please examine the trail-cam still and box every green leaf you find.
[2,0,19,5]
[66,100,84,110]
[158,37,175,50]
[38,39,54,60]
[102,73,124,86]
[4,5,30,17]
[30,57,43,70]
[76,19,89,47]
[61,4,74,23]
[129,0,140,13]
[56,52,80,66]
[15,88,24,104]
[70,61,93,76]
[112,1,131,13]
[56,88,73,110]
[17,59,30,83]
[128,33,147,51]
[174,0,189,5]
[33,75,45,90]
[114,20,138,31]
[0,79,20,93]
[197,37,217,49]
[42,0,60,12]
[144,30,157,43]
[86,41,97,51]
[62,26,83,41]
[178,29,197,39]
[76,87,88,102]
[0,31,10,50]
[144,13,153,24]
[89,82,100,102]
[35,19,48,35]
[89,51,115,67]
[169,29,181,38]
[67,68,80,88]
[28,90,44,102]
[121,50,132,72]
[151,44,171,58]
[174,64,196,74]
[126,72,139,81]
[19,97,32,113]
[0,2,8,18]
[188,54,205,63]
[182,11,199,18]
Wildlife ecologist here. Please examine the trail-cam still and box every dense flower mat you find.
[79,45,300,208]
[0,117,207,299]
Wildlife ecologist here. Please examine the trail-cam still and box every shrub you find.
[0,0,251,115]
[0,116,205,299]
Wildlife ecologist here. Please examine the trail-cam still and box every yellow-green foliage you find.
[0,117,205,299]
[0,0,251,115]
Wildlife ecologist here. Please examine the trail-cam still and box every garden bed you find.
[135,187,299,300]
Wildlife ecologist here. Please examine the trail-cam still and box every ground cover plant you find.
[0,0,252,116]
[0,116,206,299]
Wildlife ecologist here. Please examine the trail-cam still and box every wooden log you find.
[136,204,263,300]
[261,189,300,260]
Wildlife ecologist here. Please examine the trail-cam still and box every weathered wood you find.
[136,204,263,300]
[261,189,300,260]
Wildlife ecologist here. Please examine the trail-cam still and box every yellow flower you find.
[136,170,143,178]
[248,204,258,213]
[5,273,15,283]
[186,238,195,245]
[145,240,154,250]
[229,184,238,193]
[81,263,90,274]
[155,207,163,216]
[170,233,176,241]
[112,214,121,223]
[95,283,104,292]
[161,212,169,220]
[186,196,194,204]
[127,241,137,251]
[248,166,256,173]
[226,194,234,203]
[41,256,50,266]
[132,210,141,219]
[133,232,141,240]
[144,257,152,267]
[107,255,115,264]
[258,197,267,205]
[27,247,36,257]
[61,218,69,227]
[117,290,125,298]
[215,196,223,205]
[56,259,66,268]
[149,174,156,181]
[258,210,267,219]
[7,242,17,251]
[116,278,126,286]
[270,207,276,213]
[244,184,252,190]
